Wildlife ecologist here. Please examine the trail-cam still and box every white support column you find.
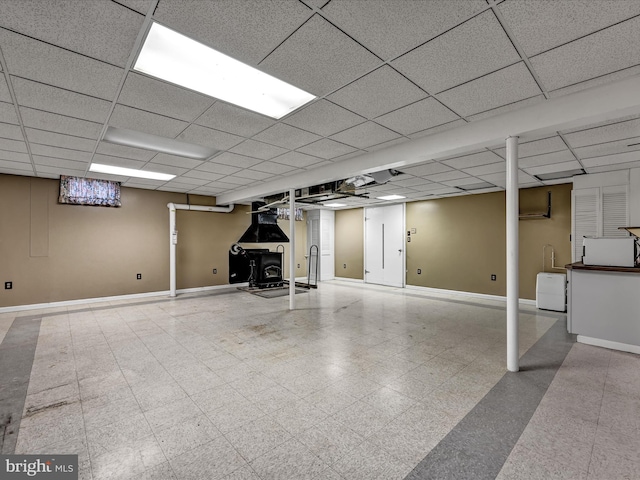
[506,136,519,372]
[169,203,177,297]
[289,189,296,310]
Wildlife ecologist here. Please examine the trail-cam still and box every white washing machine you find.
[536,273,566,312]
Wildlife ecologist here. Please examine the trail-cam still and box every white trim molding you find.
[577,335,640,355]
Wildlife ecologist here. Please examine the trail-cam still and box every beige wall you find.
[332,184,572,299]
[406,184,572,299]
[334,208,364,279]
[0,174,306,307]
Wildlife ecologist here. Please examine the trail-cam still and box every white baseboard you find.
[0,283,247,314]
[577,335,640,355]
[332,277,364,283]
[405,284,537,306]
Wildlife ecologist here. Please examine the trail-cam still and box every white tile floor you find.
[1,280,638,479]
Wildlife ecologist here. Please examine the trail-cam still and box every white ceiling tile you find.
[375,98,460,136]
[479,171,535,187]
[492,136,568,159]
[35,165,85,177]
[330,122,401,149]
[530,16,640,91]
[563,117,640,148]
[209,152,263,169]
[20,107,102,139]
[546,65,640,98]
[0,76,10,103]
[0,149,30,163]
[249,162,297,175]
[465,95,545,122]
[110,105,189,138]
[195,102,275,137]
[586,160,640,174]
[270,151,325,169]
[408,119,468,140]
[282,100,365,137]
[92,154,145,169]
[0,158,32,171]
[12,77,110,123]
[442,151,503,169]
[574,137,640,160]
[0,101,18,125]
[436,63,541,117]
[327,66,427,119]
[32,155,87,170]
[463,162,506,176]
[116,0,153,14]
[253,123,321,150]
[441,176,486,187]
[525,160,583,176]
[205,180,244,190]
[582,150,640,168]
[176,124,244,152]
[0,138,27,153]
[365,137,408,153]
[123,181,163,190]
[296,138,358,160]
[418,186,462,196]
[0,28,123,100]
[149,154,203,170]
[389,176,433,188]
[182,170,225,182]
[155,0,310,65]
[25,128,95,152]
[541,178,574,186]
[218,175,263,186]
[230,139,288,160]
[322,0,486,60]
[30,144,89,161]
[498,0,640,57]
[195,162,241,176]
[259,14,380,97]
[118,73,214,122]
[401,162,453,176]
[392,10,520,94]
[427,170,471,183]
[0,0,143,67]
[96,142,156,162]
[0,123,23,141]
[229,169,273,181]
[141,163,188,176]
[164,176,210,186]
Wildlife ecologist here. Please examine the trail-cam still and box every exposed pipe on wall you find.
[167,202,235,297]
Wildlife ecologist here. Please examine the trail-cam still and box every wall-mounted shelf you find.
[519,191,551,220]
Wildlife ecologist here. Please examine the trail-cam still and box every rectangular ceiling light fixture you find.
[134,22,316,119]
[103,126,217,160]
[377,194,406,201]
[89,163,175,181]
[458,181,496,191]
[324,202,347,207]
[534,168,585,181]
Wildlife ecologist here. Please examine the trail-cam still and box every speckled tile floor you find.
[0,280,638,479]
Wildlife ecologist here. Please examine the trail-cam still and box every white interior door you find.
[365,204,405,287]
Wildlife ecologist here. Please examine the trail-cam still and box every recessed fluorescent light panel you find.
[534,168,585,181]
[458,182,496,191]
[324,203,347,207]
[89,163,175,181]
[134,22,316,119]
[377,194,406,201]
[103,126,217,160]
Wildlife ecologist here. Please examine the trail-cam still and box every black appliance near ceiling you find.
[238,201,289,243]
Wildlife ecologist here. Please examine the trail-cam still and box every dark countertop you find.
[565,262,640,274]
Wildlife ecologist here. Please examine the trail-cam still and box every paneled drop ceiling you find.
[0,0,640,207]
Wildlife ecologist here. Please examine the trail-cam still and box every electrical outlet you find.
[491,274,496,281]
[5,281,12,289]
[136,273,142,280]
[213,268,217,274]
[417,269,421,274]
[343,264,347,269]
[297,263,301,268]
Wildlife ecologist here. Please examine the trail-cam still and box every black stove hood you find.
[238,202,289,243]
